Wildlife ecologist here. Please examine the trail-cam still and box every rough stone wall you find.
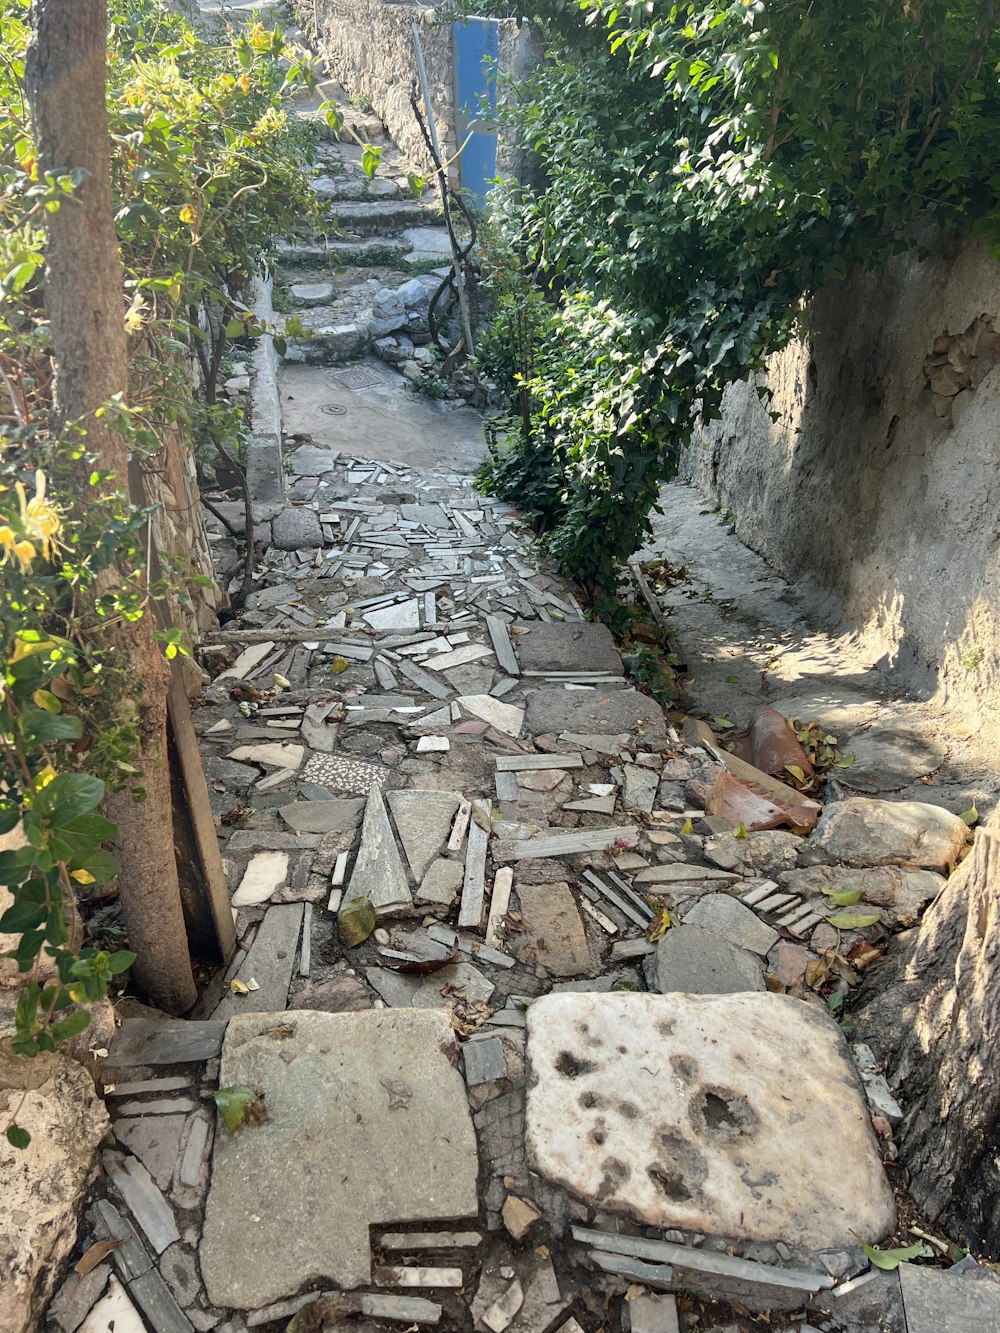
[300,0,457,174]
[298,0,529,182]
[682,234,1000,735]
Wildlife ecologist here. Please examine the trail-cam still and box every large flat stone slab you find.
[524,992,895,1250]
[386,790,462,882]
[516,883,593,977]
[524,688,666,741]
[899,1260,1000,1332]
[811,798,968,870]
[278,799,365,835]
[200,1009,478,1309]
[654,923,765,994]
[513,622,623,675]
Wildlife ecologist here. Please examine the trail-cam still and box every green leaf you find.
[212,1085,261,1132]
[6,1124,31,1149]
[0,899,46,933]
[105,950,136,976]
[826,911,882,929]
[225,316,246,338]
[22,709,83,743]
[732,821,748,839]
[864,1241,927,1271]
[362,143,383,180]
[823,887,862,906]
[51,1009,92,1042]
[960,803,979,826]
[35,774,104,828]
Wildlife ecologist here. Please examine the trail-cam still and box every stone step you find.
[330,199,443,237]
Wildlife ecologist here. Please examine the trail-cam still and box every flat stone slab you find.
[524,688,666,741]
[200,1009,478,1309]
[654,923,765,994]
[513,622,623,675]
[839,722,947,793]
[278,798,365,835]
[682,894,780,956]
[211,904,304,1019]
[525,992,895,1250]
[899,1261,1000,1332]
[517,883,593,977]
[811,798,968,870]
[386,789,462,882]
[232,850,289,907]
[349,782,413,916]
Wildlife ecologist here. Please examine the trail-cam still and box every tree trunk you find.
[856,809,1000,1255]
[26,0,197,1014]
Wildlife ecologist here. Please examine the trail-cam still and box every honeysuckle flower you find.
[16,470,63,561]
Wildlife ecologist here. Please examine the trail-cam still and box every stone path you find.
[40,11,1000,1333]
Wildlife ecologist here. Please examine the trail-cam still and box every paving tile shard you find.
[232,851,289,907]
[102,1150,180,1255]
[211,904,304,1019]
[226,743,304,770]
[682,893,780,956]
[349,782,413,917]
[525,992,895,1250]
[516,883,593,977]
[654,922,765,994]
[200,1010,478,1309]
[456,693,525,737]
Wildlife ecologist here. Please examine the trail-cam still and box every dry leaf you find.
[75,1238,124,1277]
[230,978,250,995]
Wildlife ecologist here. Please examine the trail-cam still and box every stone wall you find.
[682,233,1000,737]
[297,0,531,181]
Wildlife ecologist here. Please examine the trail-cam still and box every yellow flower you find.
[237,72,251,94]
[0,526,33,573]
[14,470,63,561]
[179,203,198,226]
[124,291,147,334]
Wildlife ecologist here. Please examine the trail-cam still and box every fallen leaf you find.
[330,656,349,674]
[230,978,250,995]
[732,821,749,839]
[274,673,291,690]
[846,940,883,970]
[826,911,882,929]
[824,886,862,907]
[646,908,671,942]
[212,1085,267,1132]
[245,978,260,992]
[785,764,807,783]
[680,818,694,835]
[863,1241,928,1270]
[960,803,979,826]
[75,1238,124,1277]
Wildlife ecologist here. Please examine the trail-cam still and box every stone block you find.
[810,798,968,870]
[654,923,765,994]
[270,507,323,551]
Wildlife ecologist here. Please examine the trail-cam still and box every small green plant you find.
[349,91,374,114]
[962,645,985,671]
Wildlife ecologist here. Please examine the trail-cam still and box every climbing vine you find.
[0,0,320,1141]
[469,0,1000,605]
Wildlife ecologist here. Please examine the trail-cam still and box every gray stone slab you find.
[623,764,659,814]
[526,992,894,1251]
[494,827,639,862]
[287,443,339,473]
[416,858,463,907]
[627,1292,680,1333]
[358,1292,442,1324]
[278,798,365,834]
[365,961,495,1009]
[458,805,490,930]
[348,782,413,917]
[102,1150,181,1255]
[839,722,948,793]
[398,659,453,700]
[524,688,666,741]
[113,1114,188,1191]
[211,904,304,1019]
[48,1262,112,1333]
[200,1009,479,1308]
[89,1200,153,1282]
[271,506,323,550]
[682,894,780,956]
[899,1261,1000,1332]
[513,622,623,675]
[387,790,461,881]
[128,1267,195,1333]
[105,1020,227,1067]
[463,1036,507,1086]
[517,883,593,977]
[655,922,765,994]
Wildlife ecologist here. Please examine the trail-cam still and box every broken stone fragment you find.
[293,975,373,1013]
[501,1194,542,1242]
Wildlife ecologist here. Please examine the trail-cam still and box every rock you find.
[654,923,765,994]
[286,445,341,477]
[113,1113,187,1191]
[502,1195,541,1242]
[810,798,968,870]
[46,1262,112,1333]
[772,942,811,986]
[456,694,525,737]
[78,1276,145,1333]
[290,282,335,308]
[232,851,289,907]
[200,1009,479,1307]
[682,894,780,956]
[348,783,413,917]
[839,722,948,793]
[0,1051,109,1333]
[366,961,495,1009]
[386,790,461,881]
[517,769,568,794]
[294,976,373,1013]
[525,991,895,1250]
[372,288,406,322]
[270,507,324,551]
[516,883,593,977]
[704,830,802,876]
[777,864,944,922]
[622,764,659,814]
[416,858,464,907]
[512,622,623,675]
[339,897,377,947]
[524,688,666,741]
[899,1259,1000,1331]
[278,799,365,835]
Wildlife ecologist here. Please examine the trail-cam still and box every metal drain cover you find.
[330,365,385,391]
[320,403,347,416]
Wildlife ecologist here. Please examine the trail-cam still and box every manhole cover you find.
[330,365,385,391]
[320,403,348,416]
